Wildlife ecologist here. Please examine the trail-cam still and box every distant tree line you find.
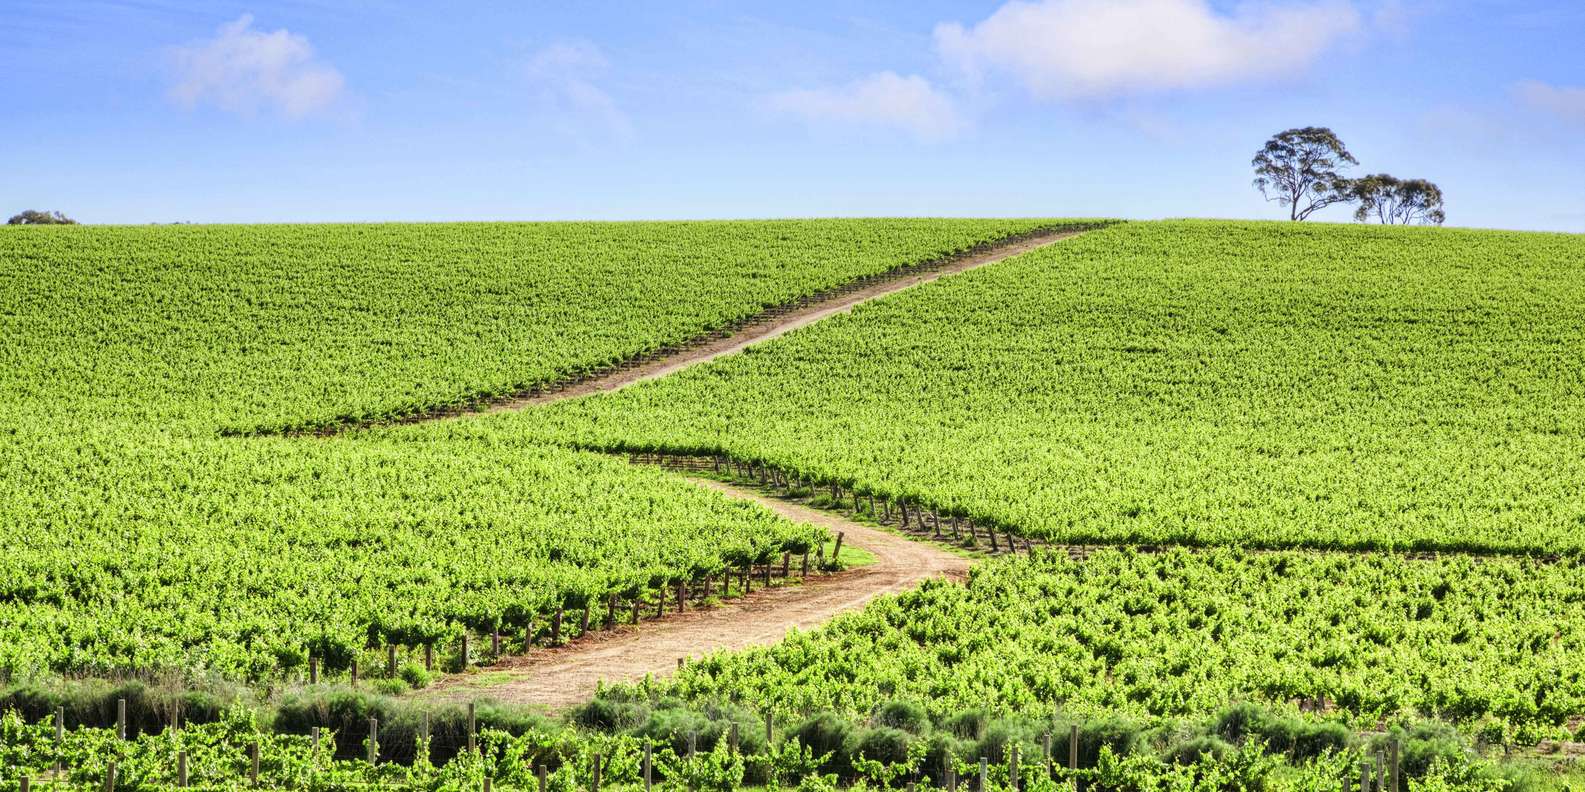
[7,209,77,225]
[1253,128,1445,225]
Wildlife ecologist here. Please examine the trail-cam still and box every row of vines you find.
[483,221,1585,555]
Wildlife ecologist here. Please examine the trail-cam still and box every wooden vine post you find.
[643,742,653,791]
[832,532,844,563]
[54,706,64,775]
[367,717,378,765]
[1010,743,1020,790]
[1069,724,1079,790]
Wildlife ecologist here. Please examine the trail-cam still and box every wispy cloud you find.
[767,71,963,142]
[168,14,345,119]
[1514,80,1585,127]
[934,0,1361,99]
[524,40,632,143]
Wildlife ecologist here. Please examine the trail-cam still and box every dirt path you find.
[461,229,1084,415]
[424,478,971,710]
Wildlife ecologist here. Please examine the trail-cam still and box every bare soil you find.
[423,478,970,710]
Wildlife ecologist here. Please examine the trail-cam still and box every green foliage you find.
[653,550,1585,734]
[1349,174,1448,226]
[502,220,1585,556]
[2,219,1075,682]
[1251,127,1357,221]
[5,209,75,225]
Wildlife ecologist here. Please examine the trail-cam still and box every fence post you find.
[54,706,63,775]
[592,752,602,792]
[424,644,433,672]
[765,711,774,746]
[979,757,988,792]
[461,634,471,669]
[251,741,261,785]
[553,609,564,643]
[644,742,653,791]
[1390,739,1401,792]
[1011,743,1020,790]
[730,722,740,754]
[688,731,697,759]
[104,761,117,792]
[468,701,478,754]
[1042,732,1052,777]
[178,750,188,788]
[19,777,28,792]
[387,645,398,676]
[606,593,618,629]
[351,659,359,687]
[1069,724,1079,790]
[117,698,127,740]
[538,764,548,792]
[368,717,378,765]
[422,712,431,760]
[484,779,493,792]
[310,656,319,684]
[312,727,321,756]
[492,631,502,656]
[832,532,844,563]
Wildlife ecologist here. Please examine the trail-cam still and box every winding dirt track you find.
[420,229,1087,709]
[479,229,1084,413]
[424,480,971,710]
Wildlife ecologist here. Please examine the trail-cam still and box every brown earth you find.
[423,478,970,710]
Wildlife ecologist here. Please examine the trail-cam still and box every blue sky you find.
[4,1,1584,230]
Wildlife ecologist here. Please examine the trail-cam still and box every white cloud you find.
[1514,80,1585,126]
[934,0,1361,99]
[768,71,963,142]
[524,40,633,142]
[169,14,345,118]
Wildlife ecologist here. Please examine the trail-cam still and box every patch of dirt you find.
[422,478,970,710]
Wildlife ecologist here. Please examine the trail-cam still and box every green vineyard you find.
[488,221,1585,555]
[3,218,1582,790]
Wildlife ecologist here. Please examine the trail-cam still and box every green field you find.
[4,218,1583,791]
[658,549,1585,738]
[1,219,1050,434]
[473,221,1585,554]
[0,219,1058,682]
